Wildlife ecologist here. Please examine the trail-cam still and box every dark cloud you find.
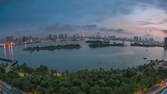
[137,0,167,12]
[156,0,167,12]
[138,21,157,25]
[100,28,128,34]
[43,24,128,34]
[44,24,98,32]
[138,19,167,26]
[0,0,32,6]
[162,30,167,34]
[0,0,12,6]
[1,0,167,37]
[44,24,78,32]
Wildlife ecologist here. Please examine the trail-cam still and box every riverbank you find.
[1,59,167,94]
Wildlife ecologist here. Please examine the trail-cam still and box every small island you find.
[86,40,124,48]
[89,43,124,48]
[24,44,81,51]
[131,43,162,47]
[86,40,108,44]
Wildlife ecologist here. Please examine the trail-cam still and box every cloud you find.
[138,21,157,25]
[43,24,129,35]
[162,30,167,34]
[0,0,12,6]
[136,0,167,12]
[1,0,167,39]
[138,20,167,26]
[100,28,128,34]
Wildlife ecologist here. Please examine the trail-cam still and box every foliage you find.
[0,63,167,94]
[24,44,81,52]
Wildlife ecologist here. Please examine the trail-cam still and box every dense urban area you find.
[0,33,165,48]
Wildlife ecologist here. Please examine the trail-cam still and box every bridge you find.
[0,58,18,66]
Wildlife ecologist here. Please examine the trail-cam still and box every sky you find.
[1,0,167,39]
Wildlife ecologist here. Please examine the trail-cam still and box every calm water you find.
[0,41,167,72]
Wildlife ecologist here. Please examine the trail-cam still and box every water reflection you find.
[9,45,14,60]
[163,48,167,59]
[24,42,28,49]
[2,44,15,60]
[0,41,166,72]
[2,44,6,57]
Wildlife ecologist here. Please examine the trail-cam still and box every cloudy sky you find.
[1,0,167,39]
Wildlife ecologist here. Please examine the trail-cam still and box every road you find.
[147,80,167,94]
[0,81,25,94]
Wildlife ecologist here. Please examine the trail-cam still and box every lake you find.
[0,41,166,72]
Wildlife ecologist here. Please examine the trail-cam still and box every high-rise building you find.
[48,34,53,40]
[164,37,167,47]
[134,36,139,41]
[6,36,15,42]
[134,36,142,41]
[53,34,58,40]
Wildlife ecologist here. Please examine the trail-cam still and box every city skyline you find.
[1,1,167,93]
[1,0,167,39]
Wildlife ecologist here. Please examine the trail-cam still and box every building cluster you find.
[47,33,83,41]
[0,36,41,46]
[0,33,163,47]
[133,36,154,42]
[0,33,88,46]
[164,37,167,47]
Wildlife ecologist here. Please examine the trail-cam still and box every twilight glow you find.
[1,0,167,39]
